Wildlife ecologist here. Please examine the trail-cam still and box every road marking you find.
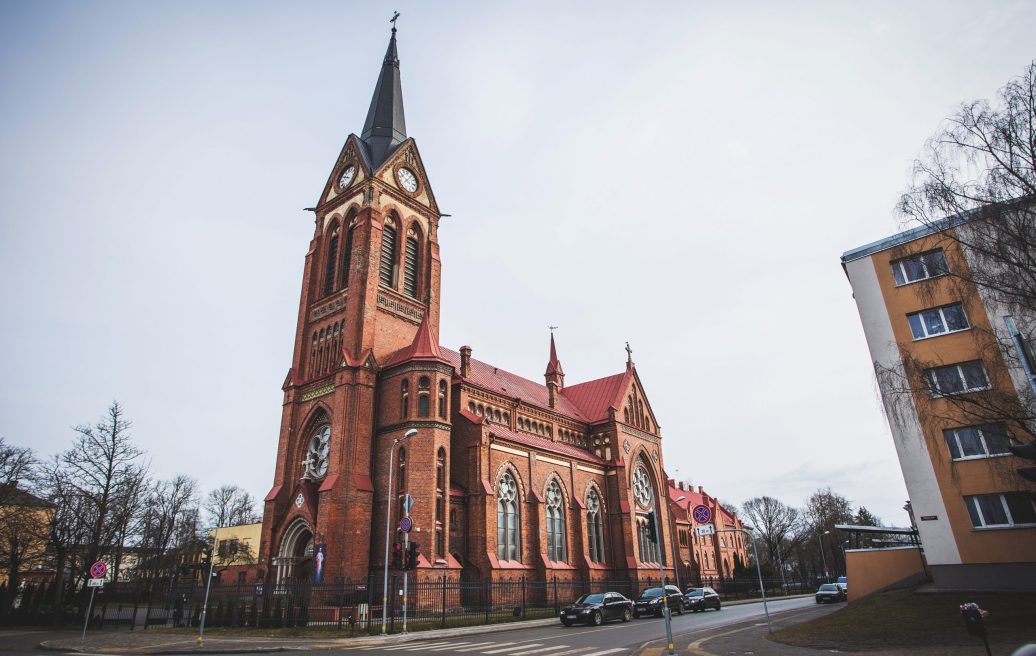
[382,641,455,650]
[482,643,544,654]
[538,649,594,656]
[424,642,489,651]
[509,646,573,655]
[580,649,626,656]
[455,643,516,652]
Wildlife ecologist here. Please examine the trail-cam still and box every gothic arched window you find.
[587,488,605,564]
[403,226,420,298]
[417,376,430,417]
[497,472,520,561]
[324,225,340,297]
[380,216,397,288]
[304,419,330,480]
[397,447,407,514]
[438,380,447,418]
[633,465,661,563]
[546,480,566,563]
[341,218,356,288]
[435,448,446,557]
[400,379,409,419]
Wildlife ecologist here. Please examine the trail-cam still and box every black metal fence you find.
[1,574,816,632]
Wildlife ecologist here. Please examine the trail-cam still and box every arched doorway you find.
[276,518,314,584]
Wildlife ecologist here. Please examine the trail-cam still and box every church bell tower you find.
[259,21,445,584]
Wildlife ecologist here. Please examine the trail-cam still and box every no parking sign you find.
[692,505,712,524]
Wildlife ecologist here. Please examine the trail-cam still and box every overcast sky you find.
[2,1,1033,527]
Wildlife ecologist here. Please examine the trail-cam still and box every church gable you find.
[618,370,659,435]
[374,139,439,214]
[319,134,373,206]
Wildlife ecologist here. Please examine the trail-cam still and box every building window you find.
[926,361,990,395]
[944,424,1013,460]
[678,529,688,547]
[400,379,409,419]
[436,448,446,489]
[546,480,566,563]
[434,528,443,558]
[341,220,355,288]
[891,249,949,286]
[637,516,660,563]
[965,493,1036,528]
[380,216,397,288]
[497,472,521,561]
[587,489,605,564]
[396,448,407,521]
[908,303,970,340]
[403,227,420,298]
[417,376,430,417]
[323,226,340,296]
[449,508,458,531]
[438,380,447,418]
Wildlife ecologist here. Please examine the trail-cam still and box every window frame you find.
[965,493,1036,529]
[907,303,971,340]
[925,361,991,396]
[891,249,949,286]
[943,424,1013,461]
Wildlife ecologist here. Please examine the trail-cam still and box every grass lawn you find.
[770,586,1036,651]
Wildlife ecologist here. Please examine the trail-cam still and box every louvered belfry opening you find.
[380,217,397,287]
[403,227,420,297]
[323,227,340,296]
[340,222,355,289]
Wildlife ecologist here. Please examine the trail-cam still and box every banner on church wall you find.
[314,544,327,584]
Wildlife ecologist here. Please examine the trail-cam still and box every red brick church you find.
[259,26,679,587]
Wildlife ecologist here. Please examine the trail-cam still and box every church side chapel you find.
[258,24,677,587]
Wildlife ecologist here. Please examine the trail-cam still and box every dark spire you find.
[361,20,407,168]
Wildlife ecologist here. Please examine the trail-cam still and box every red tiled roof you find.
[382,314,449,368]
[489,424,605,465]
[668,486,705,510]
[561,370,630,423]
[440,347,590,421]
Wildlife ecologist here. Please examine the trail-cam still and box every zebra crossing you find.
[373,640,628,656]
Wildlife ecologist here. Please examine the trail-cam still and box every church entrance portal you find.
[276,519,314,584]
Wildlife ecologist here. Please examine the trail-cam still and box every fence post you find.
[483,577,490,625]
[337,586,344,631]
[440,576,447,629]
[521,577,526,620]
[551,576,558,615]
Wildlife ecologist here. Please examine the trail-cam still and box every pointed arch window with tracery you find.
[303,419,330,481]
[323,225,340,297]
[587,488,605,564]
[633,464,661,563]
[546,480,566,563]
[497,472,521,561]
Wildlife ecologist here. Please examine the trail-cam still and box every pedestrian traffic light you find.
[392,541,403,569]
[201,546,212,567]
[406,542,419,570]
[644,511,658,544]
[1009,440,1036,483]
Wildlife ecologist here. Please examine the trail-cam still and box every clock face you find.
[396,167,418,193]
[338,164,356,189]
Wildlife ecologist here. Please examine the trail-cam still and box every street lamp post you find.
[717,528,771,633]
[818,530,831,583]
[648,503,675,656]
[381,428,417,636]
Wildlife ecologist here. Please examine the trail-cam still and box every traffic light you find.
[644,511,658,544]
[201,546,213,567]
[406,542,419,570]
[1009,440,1036,483]
[391,541,403,569]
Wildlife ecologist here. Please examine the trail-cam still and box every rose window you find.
[305,424,330,479]
[633,466,652,509]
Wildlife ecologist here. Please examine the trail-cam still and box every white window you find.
[965,493,1036,528]
[908,304,969,340]
[891,250,949,286]
[926,361,990,396]
[944,425,1012,460]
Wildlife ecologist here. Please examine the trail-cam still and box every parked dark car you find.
[684,587,721,612]
[559,592,633,626]
[815,583,846,604]
[633,585,684,618]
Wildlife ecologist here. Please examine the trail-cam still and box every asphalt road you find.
[329,597,821,656]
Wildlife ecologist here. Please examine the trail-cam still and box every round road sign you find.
[90,561,108,578]
[692,505,712,524]
[399,516,413,533]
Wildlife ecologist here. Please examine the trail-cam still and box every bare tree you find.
[56,401,148,582]
[740,496,803,575]
[0,439,46,620]
[203,485,259,528]
[138,476,198,582]
[0,438,36,502]
[893,60,1036,447]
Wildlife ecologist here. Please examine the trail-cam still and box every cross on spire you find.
[390,11,400,30]
[625,341,634,365]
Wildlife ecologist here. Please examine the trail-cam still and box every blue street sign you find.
[692,505,712,524]
[399,516,414,533]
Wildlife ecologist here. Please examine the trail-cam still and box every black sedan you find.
[633,585,685,618]
[815,583,847,603]
[559,592,633,626]
[684,586,722,612]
